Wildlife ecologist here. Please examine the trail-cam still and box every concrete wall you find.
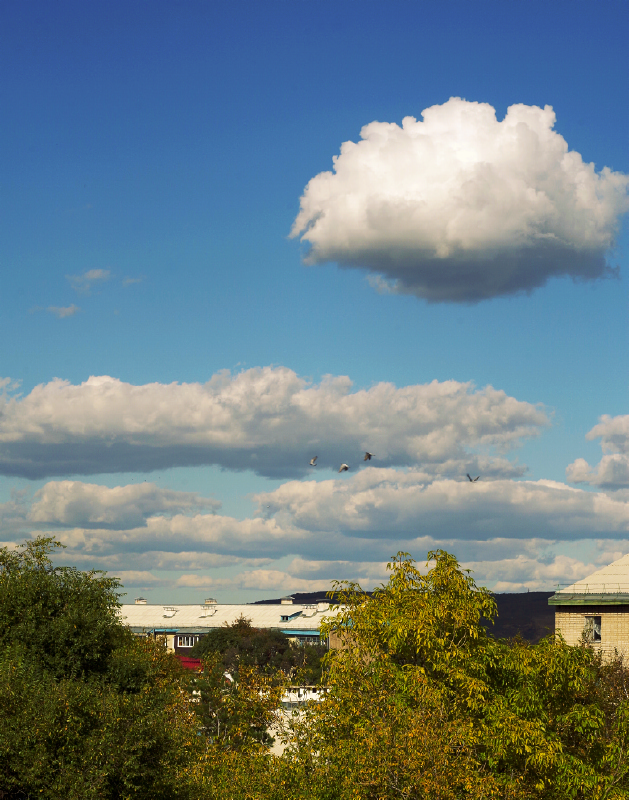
[328,629,352,650]
[555,605,629,659]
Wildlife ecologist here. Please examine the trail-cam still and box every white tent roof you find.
[118,601,340,633]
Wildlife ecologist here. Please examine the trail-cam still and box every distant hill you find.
[253,591,340,606]
[253,591,555,644]
[489,592,555,643]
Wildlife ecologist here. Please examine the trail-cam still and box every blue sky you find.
[1,0,627,602]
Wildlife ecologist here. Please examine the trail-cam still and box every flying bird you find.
[363,452,374,461]
[309,456,318,466]
[338,464,349,473]
[466,473,480,482]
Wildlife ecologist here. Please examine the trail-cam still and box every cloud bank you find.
[0,368,547,479]
[4,471,629,593]
[291,98,629,302]
[255,470,629,543]
[567,414,629,489]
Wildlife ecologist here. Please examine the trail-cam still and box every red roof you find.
[176,655,203,671]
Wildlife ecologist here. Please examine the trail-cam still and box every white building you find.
[118,596,337,653]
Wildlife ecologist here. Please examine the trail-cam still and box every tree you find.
[189,652,284,750]
[286,551,629,800]
[0,537,201,800]
[0,536,126,680]
[190,615,327,684]
[6,539,629,800]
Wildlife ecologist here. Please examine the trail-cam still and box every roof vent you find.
[204,598,217,605]
[163,606,178,618]
[280,596,294,605]
[135,597,147,605]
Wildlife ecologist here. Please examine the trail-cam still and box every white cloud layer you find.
[291,98,629,302]
[255,471,629,542]
[0,368,546,479]
[567,415,629,489]
[4,471,629,594]
[13,473,629,562]
[6,472,627,566]
[174,570,332,592]
[465,554,599,592]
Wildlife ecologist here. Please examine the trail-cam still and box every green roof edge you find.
[549,593,629,606]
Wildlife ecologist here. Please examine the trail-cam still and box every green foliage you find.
[0,537,127,680]
[189,652,284,751]
[304,550,629,800]
[190,615,327,684]
[0,641,200,800]
[478,635,629,798]
[5,538,629,800]
[0,537,201,800]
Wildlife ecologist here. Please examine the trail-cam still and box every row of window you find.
[175,633,320,648]
[176,635,198,648]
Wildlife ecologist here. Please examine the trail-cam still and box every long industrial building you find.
[118,596,337,654]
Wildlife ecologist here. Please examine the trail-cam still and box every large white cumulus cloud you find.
[291,98,629,302]
[0,368,546,479]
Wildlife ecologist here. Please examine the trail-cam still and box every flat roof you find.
[118,602,339,633]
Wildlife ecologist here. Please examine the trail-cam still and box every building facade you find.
[549,553,629,659]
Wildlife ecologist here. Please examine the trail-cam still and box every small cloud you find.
[108,570,169,587]
[28,480,220,530]
[122,276,143,287]
[567,415,629,490]
[66,269,111,294]
[48,304,80,319]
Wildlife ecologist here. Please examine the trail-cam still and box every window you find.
[296,634,321,645]
[177,635,196,648]
[584,616,602,643]
[281,611,302,622]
